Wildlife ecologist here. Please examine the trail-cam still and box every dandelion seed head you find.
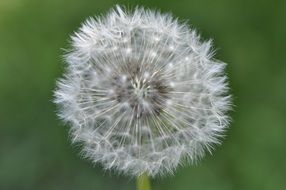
[54,5,231,177]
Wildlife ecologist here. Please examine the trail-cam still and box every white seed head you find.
[54,5,231,177]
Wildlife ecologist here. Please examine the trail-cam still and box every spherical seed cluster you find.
[54,6,231,177]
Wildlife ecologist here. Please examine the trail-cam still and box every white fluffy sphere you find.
[54,5,231,177]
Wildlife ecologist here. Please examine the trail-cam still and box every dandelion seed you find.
[54,5,231,177]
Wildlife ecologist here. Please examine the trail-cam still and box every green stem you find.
[136,173,151,190]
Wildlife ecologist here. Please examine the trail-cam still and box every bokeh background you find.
[1,0,285,189]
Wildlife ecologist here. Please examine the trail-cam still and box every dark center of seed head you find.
[112,67,171,118]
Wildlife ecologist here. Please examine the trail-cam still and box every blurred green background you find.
[0,0,285,189]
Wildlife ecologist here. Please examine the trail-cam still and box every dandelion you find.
[54,5,231,181]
